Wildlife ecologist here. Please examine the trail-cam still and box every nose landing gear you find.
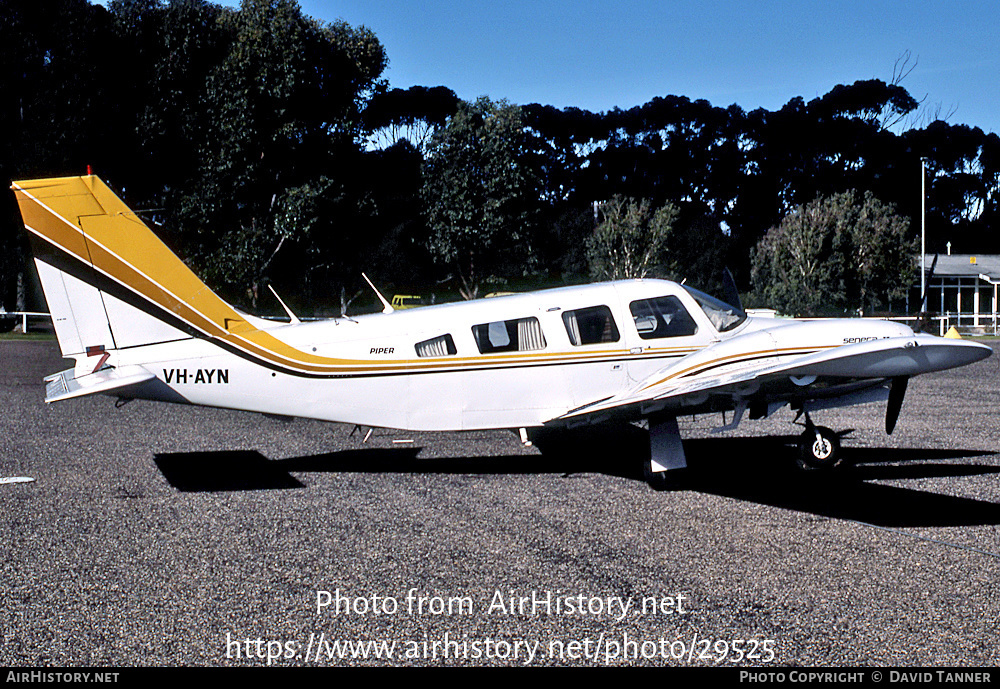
[795,411,843,470]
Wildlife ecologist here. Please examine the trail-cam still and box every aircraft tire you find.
[796,426,842,470]
[643,463,688,491]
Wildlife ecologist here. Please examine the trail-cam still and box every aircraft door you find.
[618,290,709,384]
[555,302,630,404]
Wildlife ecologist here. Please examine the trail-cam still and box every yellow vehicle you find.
[391,295,425,310]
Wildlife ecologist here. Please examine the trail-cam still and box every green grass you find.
[0,331,56,341]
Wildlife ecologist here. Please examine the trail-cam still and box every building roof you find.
[922,254,1000,280]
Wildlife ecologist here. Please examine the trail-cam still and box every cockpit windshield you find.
[682,286,747,332]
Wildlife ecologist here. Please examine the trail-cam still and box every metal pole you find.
[920,156,927,312]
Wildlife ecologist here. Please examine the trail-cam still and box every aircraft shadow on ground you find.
[678,435,1000,528]
[154,450,307,492]
[154,446,579,492]
[153,431,1000,528]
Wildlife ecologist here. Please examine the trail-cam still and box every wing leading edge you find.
[556,333,992,423]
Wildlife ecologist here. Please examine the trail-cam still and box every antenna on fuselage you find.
[267,284,301,324]
[362,273,394,314]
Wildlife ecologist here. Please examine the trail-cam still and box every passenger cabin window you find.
[629,296,698,339]
[471,317,546,354]
[562,306,620,346]
[415,334,457,357]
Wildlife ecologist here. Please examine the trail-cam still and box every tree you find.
[422,97,540,299]
[666,213,731,295]
[169,0,388,298]
[124,0,231,201]
[364,85,460,153]
[751,191,916,316]
[810,79,919,131]
[586,196,679,280]
[0,0,122,311]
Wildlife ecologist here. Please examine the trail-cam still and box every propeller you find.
[885,376,909,435]
[887,251,926,432]
[912,254,938,333]
[721,267,743,312]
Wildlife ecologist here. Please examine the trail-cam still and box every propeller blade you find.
[921,253,938,310]
[914,254,939,333]
[722,267,743,312]
[885,376,909,435]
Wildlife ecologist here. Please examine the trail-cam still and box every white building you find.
[916,253,1000,331]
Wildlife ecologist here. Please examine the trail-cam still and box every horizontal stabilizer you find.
[44,365,156,404]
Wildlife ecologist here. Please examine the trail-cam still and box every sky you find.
[99,0,1000,135]
[302,0,1000,135]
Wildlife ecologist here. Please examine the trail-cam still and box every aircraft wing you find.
[557,333,991,422]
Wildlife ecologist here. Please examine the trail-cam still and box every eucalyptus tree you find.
[422,97,541,299]
[171,0,388,300]
[586,196,679,281]
[364,85,460,154]
[0,0,122,311]
[751,191,915,316]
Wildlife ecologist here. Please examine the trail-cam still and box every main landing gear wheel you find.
[642,462,688,491]
[796,425,842,470]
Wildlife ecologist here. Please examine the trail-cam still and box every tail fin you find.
[11,176,263,366]
[14,175,342,383]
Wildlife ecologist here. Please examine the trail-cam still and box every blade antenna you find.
[362,273,394,314]
[267,284,301,325]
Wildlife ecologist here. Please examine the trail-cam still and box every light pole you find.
[920,156,927,312]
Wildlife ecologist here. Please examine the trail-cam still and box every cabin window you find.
[415,334,457,357]
[629,296,698,339]
[471,317,546,354]
[562,305,620,346]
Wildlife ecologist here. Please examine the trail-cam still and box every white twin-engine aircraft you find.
[13,176,993,487]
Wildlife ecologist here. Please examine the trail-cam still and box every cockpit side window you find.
[682,286,747,332]
[471,317,546,354]
[562,305,620,346]
[629,296,698,339]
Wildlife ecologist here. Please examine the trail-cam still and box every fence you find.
[913,313,999,337]
[1,311,51,333]
[4,310,998,338]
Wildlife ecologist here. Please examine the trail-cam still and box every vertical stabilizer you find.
[32,251,116,358]
[13,175,349,379]
[12,176,192,358]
